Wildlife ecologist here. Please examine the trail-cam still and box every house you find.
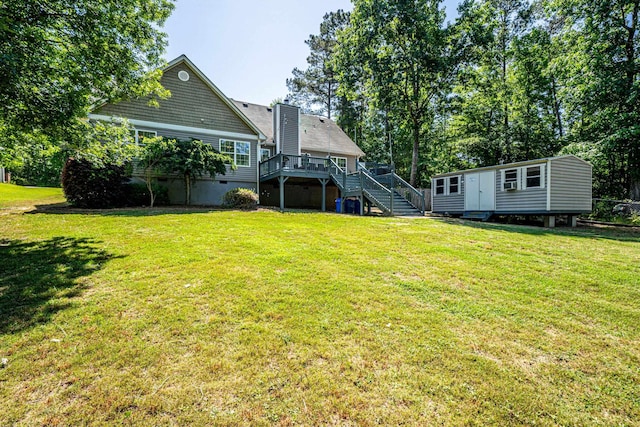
[431,155,592,227]
[232,100,365,210]
[90,55,266,205]
[89,55,363,209]
[90,55,425,215]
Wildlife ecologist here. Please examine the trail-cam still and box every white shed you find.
[431,155,592,227]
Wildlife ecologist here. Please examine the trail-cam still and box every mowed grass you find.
[0,183,65,209]
[1,186,639,425]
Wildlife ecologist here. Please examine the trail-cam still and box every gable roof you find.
[232,100,365,157]
[432,155,592,178]
[92,55,266,141]
[164,56,266,141]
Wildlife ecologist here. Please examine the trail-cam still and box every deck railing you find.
[259,153,333,178]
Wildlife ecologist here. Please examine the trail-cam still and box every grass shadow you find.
[0,237,120,334]
[430,216,640,243]
[27,203,230,217]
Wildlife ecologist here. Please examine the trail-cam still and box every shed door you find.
[465,171,496,211]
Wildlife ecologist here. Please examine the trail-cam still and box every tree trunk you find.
[410,117,420,187]
[185,175,191,205]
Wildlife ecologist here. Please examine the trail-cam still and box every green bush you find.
[223,188,258,210]
[61,158,128,208]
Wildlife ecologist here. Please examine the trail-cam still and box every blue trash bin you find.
[335,198,342,213]
[354,199,361,215]
[345,199,354,213]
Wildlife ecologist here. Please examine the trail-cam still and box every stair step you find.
[462,211,494,221]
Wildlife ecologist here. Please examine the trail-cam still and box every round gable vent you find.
[178,70,190,82]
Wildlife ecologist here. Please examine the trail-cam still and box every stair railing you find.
[390,173,426,215]
[359,168,393,215]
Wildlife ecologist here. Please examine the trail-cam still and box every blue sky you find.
[163,0,460,107]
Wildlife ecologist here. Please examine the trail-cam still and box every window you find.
[504,168,518,185]
[260,148,271,162]
[526,166,541,188]
[332,156,347,171]
[448,176,460,194]
[133,129,157,145]
[435,178,445,195]
[220,139,250,167]
[501,165,545,191]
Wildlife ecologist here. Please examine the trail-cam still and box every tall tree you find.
[549,0,640,199]
[286,10,350,119]
[0,0,173,136]
[337,0,450,186]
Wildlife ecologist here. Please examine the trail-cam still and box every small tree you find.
[137,137,177,207]
[166,139,234,205]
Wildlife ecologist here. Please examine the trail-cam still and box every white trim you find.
[546,160,552,211]
[89,114,260,142]
[298,108,302,156]
[275,105,281,153]
[133,129,157,145]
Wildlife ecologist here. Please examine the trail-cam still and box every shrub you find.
[61,158,128,208]
[124,182,169,207]
[223,188,258,210]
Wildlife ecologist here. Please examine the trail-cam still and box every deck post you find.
[544,215,556,228]
[318,178,329,212]
[278,175,289,212]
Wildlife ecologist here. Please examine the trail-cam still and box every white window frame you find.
[220,139,251,167]
[447,175,461,195]
[331,156,347,171]
[501,165,545,191]
[435,178,445,195]
[523,164,545,189]
[260,148,271,162]
[133,129,157,145]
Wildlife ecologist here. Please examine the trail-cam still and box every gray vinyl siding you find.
[432,194,464,213]
[95,62,255,136]
[495,164,547,212]
[549,156,592,212]
[431,179,464,213]
[277,104,300,155]
[133,127,258,183]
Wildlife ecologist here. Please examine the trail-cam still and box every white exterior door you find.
[465,171,496,211]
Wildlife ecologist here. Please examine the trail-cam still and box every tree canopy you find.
[0,0,174,135]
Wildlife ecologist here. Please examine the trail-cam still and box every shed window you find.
[449,176,460,194]
[220,140,250,167]
[504,169,518,184]
[526,166,541,188]
[435,178,445,195]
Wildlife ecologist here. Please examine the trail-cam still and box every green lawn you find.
[1,185,639,425]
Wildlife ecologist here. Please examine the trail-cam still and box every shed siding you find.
[549,156,592,212]
[95,62,255,136]
[494,166,547,212]
[133,127,257,183]
[431,179,465,213]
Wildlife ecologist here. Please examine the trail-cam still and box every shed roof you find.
[432,155,591,178]
[232,100,365,157]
